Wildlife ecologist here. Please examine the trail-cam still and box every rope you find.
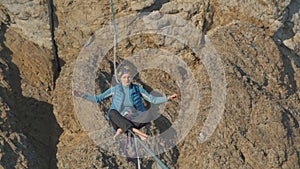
[134,135,141,169]
[128,130,169,169]
[109,0,119,83]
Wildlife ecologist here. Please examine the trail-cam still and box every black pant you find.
[108,109,146,132]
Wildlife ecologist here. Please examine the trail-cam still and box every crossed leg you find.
[109,110,148,141]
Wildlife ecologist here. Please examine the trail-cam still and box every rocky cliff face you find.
[0,0,299,169]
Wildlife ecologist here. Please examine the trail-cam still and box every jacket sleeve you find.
[138,86,168,104]
[82,87,115,103]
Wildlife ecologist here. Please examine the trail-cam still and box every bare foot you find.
[139,135,147,141]
[113,128,123,141]
[132,128,148,141]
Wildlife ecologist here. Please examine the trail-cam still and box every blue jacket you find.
[83,83,168,116]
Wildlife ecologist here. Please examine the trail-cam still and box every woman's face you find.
[120,72,131,86]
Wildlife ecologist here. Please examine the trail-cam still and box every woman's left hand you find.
[168,94,178,101]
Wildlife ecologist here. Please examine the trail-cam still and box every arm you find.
[75,87,115,103]
[138,86,168,104]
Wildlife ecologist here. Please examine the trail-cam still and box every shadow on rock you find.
[0,22,63,169]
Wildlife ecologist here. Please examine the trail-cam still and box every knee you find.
[109,109,119,118]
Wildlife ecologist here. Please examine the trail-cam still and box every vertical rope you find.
[109,0,119,83]
[134,136,141,169]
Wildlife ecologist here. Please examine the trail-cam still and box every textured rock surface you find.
[0,97,44,169]
[0,0,300,168]
[0,3,61,168]
[0,0,52,49]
